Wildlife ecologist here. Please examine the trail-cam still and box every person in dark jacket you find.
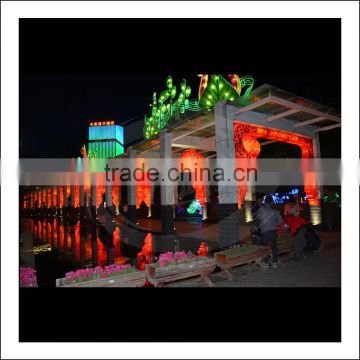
[250,196,263,244]
[251,196,263,218]
[256,196,283,268]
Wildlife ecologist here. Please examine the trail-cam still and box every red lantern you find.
[197,242,208,257]
[241,135,261,158]
[180,149,206,206]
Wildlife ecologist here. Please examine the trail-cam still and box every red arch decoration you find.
[233,121,318,208]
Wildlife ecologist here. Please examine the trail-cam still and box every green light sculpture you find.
[199,75,240,109]
[143,74,254,140]
[187,198,202,214]
[143,76,200,140]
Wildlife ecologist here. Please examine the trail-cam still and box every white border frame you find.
[1,1,359,359]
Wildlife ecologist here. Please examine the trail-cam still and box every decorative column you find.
[50,187,54,207]
[309,134,322,226]
[38,189,42,208]
[150,182,156,218]
[45,187,49,209]
[127,148,137,224]
[69,185,75,207]
[56,186,61,217]
[105,185,113,207]
[90,184,97,223]
[215,101,239,249]
[79,185,85,221]
[202,185,210,221]
[244,185,255,223]
[160,131,175,235]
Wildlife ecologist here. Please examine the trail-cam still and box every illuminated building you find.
[88,121,124,158]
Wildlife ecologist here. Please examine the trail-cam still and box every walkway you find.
[137,217,252,243]
[164,231,341,287]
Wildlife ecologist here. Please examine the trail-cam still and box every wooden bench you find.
[146,257,216,287]
[56,270,146,287]
[214,245,270,281]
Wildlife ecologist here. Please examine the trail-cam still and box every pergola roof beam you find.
[314,123,341,132]
[267,109,300,122]
[293,116,327,128]
[172,120,215,141]
[234,96,274,114]
[270,97,341,123]
[172,135,216,152]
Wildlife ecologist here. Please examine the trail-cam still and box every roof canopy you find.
[124,83,341,158]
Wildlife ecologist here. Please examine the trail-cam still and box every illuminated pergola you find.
[130,78,341,246]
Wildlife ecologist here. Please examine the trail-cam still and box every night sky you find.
[19,19,341,158]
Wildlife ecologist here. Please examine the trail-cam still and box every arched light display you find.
[233,120,318,208]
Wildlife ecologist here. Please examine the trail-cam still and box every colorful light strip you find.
[90,121,115,127]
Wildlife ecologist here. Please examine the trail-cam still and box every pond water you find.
[20,218,210,287]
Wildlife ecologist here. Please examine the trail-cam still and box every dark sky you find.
[19,19,341,158]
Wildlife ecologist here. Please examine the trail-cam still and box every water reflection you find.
[21,218,211,287]
[29,219,129,268]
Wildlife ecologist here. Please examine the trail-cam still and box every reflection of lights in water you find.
[25,244,52,254]
[115,257,128,265]
[137,233,153,271]
[28,220,129,270]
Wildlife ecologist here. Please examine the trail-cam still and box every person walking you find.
[256,196,283,268]
[284,198,302,217]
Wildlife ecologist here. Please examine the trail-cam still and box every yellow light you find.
[106,121,110,125]
[111,121,114,125]
[94,122,98,126]
[90,123,93,126]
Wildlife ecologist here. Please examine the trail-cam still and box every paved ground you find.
[137,218,252,243]
[164,244,341,287]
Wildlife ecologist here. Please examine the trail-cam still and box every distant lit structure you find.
[89,121,124,158]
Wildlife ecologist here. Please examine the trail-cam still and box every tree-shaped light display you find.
[143,76,194,140]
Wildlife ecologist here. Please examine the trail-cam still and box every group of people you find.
[251,196,317,268]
